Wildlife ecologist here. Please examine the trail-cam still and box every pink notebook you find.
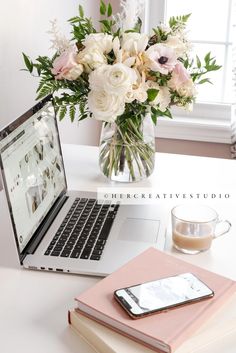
[75,248,236,353]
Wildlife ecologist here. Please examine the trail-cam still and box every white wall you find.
[0,0,101,145]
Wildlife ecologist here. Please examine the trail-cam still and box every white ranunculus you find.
[177,79,196,97]
[164,35,189,57]
[88,89,125,122]
[83,33,113,54]
[152,86,171,112]
[122,32,149,54]
[88,65,107,91]
[77,46,107,72]
[89,63,137,95]
[63,64,83,80]
[104,63,137,95]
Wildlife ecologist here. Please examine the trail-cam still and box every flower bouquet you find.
[23,0,221,182]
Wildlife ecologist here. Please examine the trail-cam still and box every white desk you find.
[0,145,236,353]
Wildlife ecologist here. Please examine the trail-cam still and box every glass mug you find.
[171,204,231,254]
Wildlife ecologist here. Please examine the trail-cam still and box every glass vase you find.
[99,115,155,182]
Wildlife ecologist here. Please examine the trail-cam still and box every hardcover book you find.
[74,248,236,353]
[69,293,236,353]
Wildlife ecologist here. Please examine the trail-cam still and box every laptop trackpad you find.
[118,218,160,243]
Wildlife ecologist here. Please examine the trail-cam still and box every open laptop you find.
[0,96,167,276]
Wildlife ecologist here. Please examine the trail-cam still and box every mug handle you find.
[214,220,232,238]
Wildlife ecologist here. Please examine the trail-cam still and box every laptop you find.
[0,96,167,276]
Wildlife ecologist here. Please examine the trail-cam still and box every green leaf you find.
[58,106,67,121]
[133,17,142,33]
[79,5,84,18]
[100,0,106,15]
[107,3,112,17]
[182,13,191,22]
[79,113,88,121]
[100,19,111,32]
[36,82,55,100]
[198,78,212,84]
[69,105,76,122]
[204,52,211,65]
[22,53,33,73]
[151,114,157,125]
[169,13,191,29]
[151,106,172,120]
[196,55,201,69]
[147,89,158,102]
[162,108,172,119]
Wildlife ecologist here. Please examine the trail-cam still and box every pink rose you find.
[145,44,177,75]
[168,62,190,90]
[51,48,83,80]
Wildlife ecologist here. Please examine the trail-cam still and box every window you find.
[146,0,233,143]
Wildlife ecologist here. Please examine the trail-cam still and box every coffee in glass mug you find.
[171,204,231,254]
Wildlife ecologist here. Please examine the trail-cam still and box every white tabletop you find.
[0,144,236,353]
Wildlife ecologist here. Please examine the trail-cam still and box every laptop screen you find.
[0,100,66,253]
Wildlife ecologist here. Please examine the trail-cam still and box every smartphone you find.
[114,273,214,319]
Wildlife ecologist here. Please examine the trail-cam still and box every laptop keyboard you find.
[44,198,119,261]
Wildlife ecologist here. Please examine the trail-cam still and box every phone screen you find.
[114,273,214,318]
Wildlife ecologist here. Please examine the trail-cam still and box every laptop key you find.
[71,250,81,258]
[64,245,73,251]
[80,253,89,259]
[94,244,105,251]
[96,239,106,245]
[84,244,93,250]
[80,249,92,259]
[74,245,83,251]
[60,251,70,257]
[98,218,114,240]
[90,255,101,261]
[92,249,102,256]
[44,250,51,255]
[54,246,63,252]
[51,251,61,256]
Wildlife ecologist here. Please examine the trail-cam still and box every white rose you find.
[89,63,137,95]
[88,89,125,122]
[77,46,107,73]
[122,32,149,54]
[83,33,113,53]
[164,35,189,57]
[152,86,171,112]
[177,79,196,97]
[63,64,83,80]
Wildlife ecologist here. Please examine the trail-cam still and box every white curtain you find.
[231,0,236,158]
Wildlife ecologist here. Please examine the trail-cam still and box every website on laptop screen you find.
[0,102,66,252]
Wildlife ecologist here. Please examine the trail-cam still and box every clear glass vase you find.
[99,115,155,182]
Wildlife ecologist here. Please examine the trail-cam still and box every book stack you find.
[68,248,236,353]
